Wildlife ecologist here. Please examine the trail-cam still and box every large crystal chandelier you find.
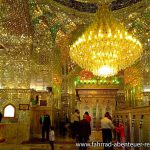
[69,4,143,77]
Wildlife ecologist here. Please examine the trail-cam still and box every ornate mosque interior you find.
[0,0,150,149]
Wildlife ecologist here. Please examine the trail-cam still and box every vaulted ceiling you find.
[0,0,149,89]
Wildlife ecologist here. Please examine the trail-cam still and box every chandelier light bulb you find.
[97,66,115,77]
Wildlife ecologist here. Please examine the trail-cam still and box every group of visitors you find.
[39,110,125,150]
[39,110,92,150]
[71,110,91,138]
[70,109,91,150]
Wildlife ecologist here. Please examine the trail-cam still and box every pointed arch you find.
[3,104,16,118]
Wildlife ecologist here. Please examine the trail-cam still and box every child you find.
[49,126,55,150]
[115,123,125,150]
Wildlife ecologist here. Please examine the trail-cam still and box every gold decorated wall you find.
[0,89,32,143]
[0,89,54,143]
[77,89,118,129]
[114,106,150,150]
[0,0,149,145]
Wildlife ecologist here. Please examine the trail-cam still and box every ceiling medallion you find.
[69,4,143,77]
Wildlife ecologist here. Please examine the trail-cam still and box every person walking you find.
[101,112,114,150]
[40,111,51,141]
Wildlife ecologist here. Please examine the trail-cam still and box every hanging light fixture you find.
[69,4,143,77]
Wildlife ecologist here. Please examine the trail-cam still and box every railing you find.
[114,106,150,150]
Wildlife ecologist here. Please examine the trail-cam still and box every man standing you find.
[71,109,80,139]
[40,111,51,141]
[101,112,114,150]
